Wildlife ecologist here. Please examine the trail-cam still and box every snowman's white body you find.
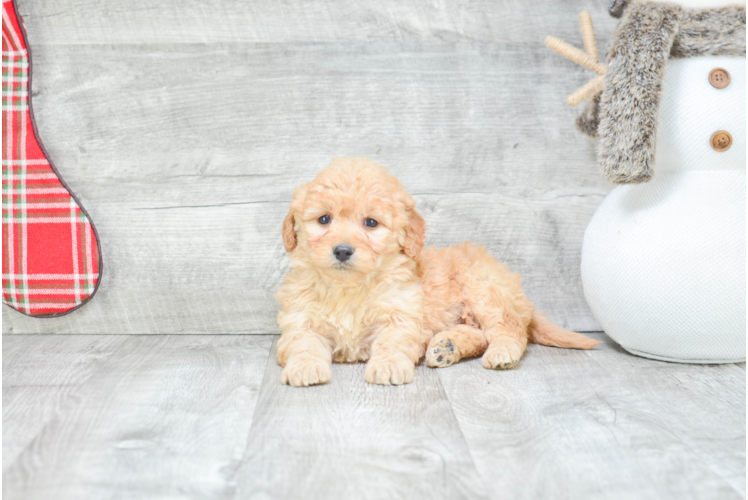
[581,56,746,363]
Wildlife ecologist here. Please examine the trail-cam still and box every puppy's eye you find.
[318,215,331,225]
[364,218,378,228]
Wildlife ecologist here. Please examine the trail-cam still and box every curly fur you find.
[579,2,745,179]
[276,158,598,386]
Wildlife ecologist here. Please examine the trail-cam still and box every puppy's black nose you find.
[333,245,354,262]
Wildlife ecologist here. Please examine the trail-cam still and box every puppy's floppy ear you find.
[282,182,309,252]
[402,209,426,260]
[282,209,297,252]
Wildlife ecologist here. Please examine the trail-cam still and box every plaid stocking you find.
[3,0,102,316]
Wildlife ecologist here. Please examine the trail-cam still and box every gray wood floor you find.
[3,334,745,499]
[3,0,620,334]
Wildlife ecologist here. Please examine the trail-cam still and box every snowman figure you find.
[547,0,745,363]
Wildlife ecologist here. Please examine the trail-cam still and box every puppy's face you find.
[282,157,425,282]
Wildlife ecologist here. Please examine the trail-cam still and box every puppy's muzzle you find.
[333,245,354,263]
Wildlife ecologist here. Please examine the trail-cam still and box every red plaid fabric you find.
[3,0,101,316]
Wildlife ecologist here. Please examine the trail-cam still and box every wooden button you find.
[710,131,732,152]
[709,68,730,89]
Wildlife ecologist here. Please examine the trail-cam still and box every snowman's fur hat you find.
[578,2,745,183]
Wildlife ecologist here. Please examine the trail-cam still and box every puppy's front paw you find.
[365,355,416,385]
[426,333,458,368]
[482,338,523,370]
[281,356,332,387]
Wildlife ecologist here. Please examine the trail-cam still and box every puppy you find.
[277,157,598,386]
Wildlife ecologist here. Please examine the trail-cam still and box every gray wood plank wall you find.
[3,0,618,333]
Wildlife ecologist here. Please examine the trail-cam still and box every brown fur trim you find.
[576,92,600,137]
[596,2,679,183]
[608,0,630,18]
[671,6,746,58]
[581,3,745,177]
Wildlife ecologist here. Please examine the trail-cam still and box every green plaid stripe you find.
[3,282,96,294]
[1,56,27,110]
[2,70,27,80]
[2,212,90,222]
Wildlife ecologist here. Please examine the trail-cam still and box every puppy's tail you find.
[528,311,599,350]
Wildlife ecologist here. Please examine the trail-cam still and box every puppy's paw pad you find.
[281,358,332,387]
[482,341,522,370]
[365,355,416,385]
[426,335,458,368]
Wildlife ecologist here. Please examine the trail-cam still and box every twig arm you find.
[578,11,599,61]
[567,74,604,107]
[545,35,606,75]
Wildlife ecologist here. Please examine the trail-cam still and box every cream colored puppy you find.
[277,157,598,386]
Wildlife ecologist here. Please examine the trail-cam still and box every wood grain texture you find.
[3,334,745,498]
[3,0,619,333]
[437,333,746,500]
[2,335,128,470]
[235,338,488,500]
[3,335,274,499]
[18,0,614,45]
